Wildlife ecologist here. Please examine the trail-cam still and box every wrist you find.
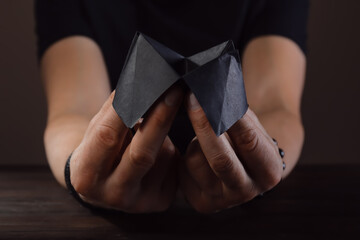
[44,114,90,187]
[64,153,123,213]
[256,108,304,178]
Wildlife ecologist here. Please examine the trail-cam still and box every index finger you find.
[74,91,129,176]
[71,91,130,193]
[186,92,252,189]
[111,85,184,185]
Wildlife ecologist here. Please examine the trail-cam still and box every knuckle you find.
[185,138,201,157]
[192,114,212,134]
[263,168,282,191]
[233,180,258,204]
[105,189,129,209]
[104,194,119,208]
[238,193,255,205]
[129,147,156,170]
[70,153,96,197]
[187,158,206,175]
[210,152,234,174]
[160,143,176,158]
[71,176,93,197]
[94,124,120,149]
[237,188,257,204]
[185,151,206,172]
[151,112,169,128]
[256,152,283,192]
[237,128,259,152]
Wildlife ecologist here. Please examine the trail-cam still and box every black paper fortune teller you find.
[113,32,248,139]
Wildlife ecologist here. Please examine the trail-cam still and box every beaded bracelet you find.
[272,138,286,171]
[256,138,285,198]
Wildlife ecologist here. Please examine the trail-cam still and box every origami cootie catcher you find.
[113,32,248,137]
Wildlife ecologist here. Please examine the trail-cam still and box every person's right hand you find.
[69,85,183,213]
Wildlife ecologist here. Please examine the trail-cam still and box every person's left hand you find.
[179,92,284,213]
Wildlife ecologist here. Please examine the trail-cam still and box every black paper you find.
[113,32,248,137]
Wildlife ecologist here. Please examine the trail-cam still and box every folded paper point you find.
[113,32,248,136]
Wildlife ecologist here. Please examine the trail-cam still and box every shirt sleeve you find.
[34,0,95,60]
[241,0,309,54]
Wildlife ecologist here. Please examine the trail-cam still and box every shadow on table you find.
[82,165,360,239]
[87,186,292,239]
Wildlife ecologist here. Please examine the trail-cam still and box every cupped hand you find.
[179,92,284,213]
[69,85,183,213]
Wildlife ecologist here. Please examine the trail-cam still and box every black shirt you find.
[35,0,309,90]
[35,0,309,152]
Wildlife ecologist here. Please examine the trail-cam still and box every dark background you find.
[0,0,359,166]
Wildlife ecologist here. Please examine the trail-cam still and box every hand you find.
[69,85,184,213]
[179,92,283,213]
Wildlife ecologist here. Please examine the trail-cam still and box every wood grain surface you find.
[0,165,359,239]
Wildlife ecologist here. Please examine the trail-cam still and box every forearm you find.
[40,36,111,187]
[256,109,304,178]
[242,36,306,177]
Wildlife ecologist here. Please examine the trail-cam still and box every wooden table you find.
[1,165,359,239]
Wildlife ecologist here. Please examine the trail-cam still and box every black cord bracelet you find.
[64,153,99,210]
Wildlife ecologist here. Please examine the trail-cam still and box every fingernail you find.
[165,87,182,106]
[188,92,200,110]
